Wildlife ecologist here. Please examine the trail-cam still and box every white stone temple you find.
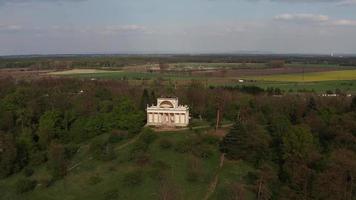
[146,97,190,127]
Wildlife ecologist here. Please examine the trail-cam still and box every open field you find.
[249,69,356,82]
[47,69,121,75]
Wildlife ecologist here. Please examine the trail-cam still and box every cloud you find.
[330,19,356,26]
[0,24,23,32]
[99,25,148,35]
[336,0,356,5]
[274,13,329,23]
[274,13,356,27]
[0,0,86,6]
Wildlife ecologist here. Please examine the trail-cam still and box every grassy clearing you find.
[248,69,356,82]
[47,69,121,75]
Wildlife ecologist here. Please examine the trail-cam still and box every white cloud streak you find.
[274,13,356,27]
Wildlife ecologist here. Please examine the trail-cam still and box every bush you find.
[149,160,171,181]
[186,169,201,182]
[88,175,102,185]
[38,178,54,188]
[174,140,193,153]
[90,138,115,161]
[23,168,34,177]
[141,130,157,145]
[159,138,173,149]
[65,143,79,159]
[104,189,119,200]
[202,135,220,145]
[193,145,214,159]
[123,170,143,187]
[186,157,203,183]
[15,178,37,194]
[108,130,129,143]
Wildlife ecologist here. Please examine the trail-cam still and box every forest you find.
[0,77,356,199]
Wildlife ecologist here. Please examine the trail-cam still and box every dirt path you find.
[115,131,144,151]
[203,153,225,200]
[153,123,233,132]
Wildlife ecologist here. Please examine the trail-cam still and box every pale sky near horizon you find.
[0,0,356,55]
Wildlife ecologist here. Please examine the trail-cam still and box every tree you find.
[220,116,271,165]
[140,89,150,111]
[0,133,18,178]
[48,143,67,179]
[351,96,356,111]
[38,110,64,147]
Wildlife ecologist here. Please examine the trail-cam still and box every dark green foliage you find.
[108,130,129,143]
[47,143,67,180]
[0,133,18,178]
[159,138,173,149]
[88,175,102,185]
[14,178,37,194]
[140,89,151,110]
[89,138,115,161]
[186,157,203,182]
[103,189,119,200]
[174,139,194,153]
[201,134,220,145]
[38,110,65,147]
[122,170,143,187]
[220,117,271,165]
[193,145,214,159]
[351,96,356,111]
[23,167,34,177]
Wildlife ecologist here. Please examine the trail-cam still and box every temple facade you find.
[146,97,189,127]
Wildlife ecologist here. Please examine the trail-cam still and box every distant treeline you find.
[1,54,356,69]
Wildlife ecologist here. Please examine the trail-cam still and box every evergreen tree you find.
[220,116,271,165]
[140,89,150,111]
[351,96,356,111]
[219,116,247,160]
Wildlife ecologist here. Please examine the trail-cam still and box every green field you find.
[0,129,254,200]
[249,69,356,82]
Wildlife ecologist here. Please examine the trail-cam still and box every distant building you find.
[146,97,190,127]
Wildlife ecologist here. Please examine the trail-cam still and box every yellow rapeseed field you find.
[249,70,356,82]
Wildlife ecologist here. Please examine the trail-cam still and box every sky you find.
[0,0,356,55]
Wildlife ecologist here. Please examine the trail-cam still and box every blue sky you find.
[0,0,356,55]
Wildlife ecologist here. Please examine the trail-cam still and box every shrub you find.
[186,169,201,182]
[149,160,171,181]
[135,153,151,166]
[174,140,193,153]
[15,178,37,194]
[23,168,34,177]
[108,130,129,143]
[90,138,115,161]
[193,145,214,159]
[38,178,54,188]
[88,175,102,185]
[123,170,143,187]
[64,143,79,159]
[159,138,173,149]
[202,135,220,145]
[104,189,119,200]
[141,130,157,145]
[186,157,203,182]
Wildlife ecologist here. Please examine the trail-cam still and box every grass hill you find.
[0,128,254,200]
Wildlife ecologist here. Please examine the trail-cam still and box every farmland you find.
[43,63,356,93]
[249,69,356,82]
